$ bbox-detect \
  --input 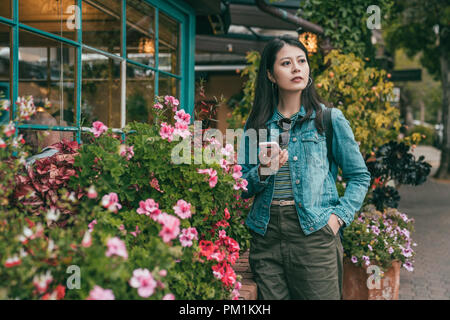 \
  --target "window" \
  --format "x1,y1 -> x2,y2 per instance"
0,0 -> 195,147
19,30 -> 76,126
0,23 -> 10,124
